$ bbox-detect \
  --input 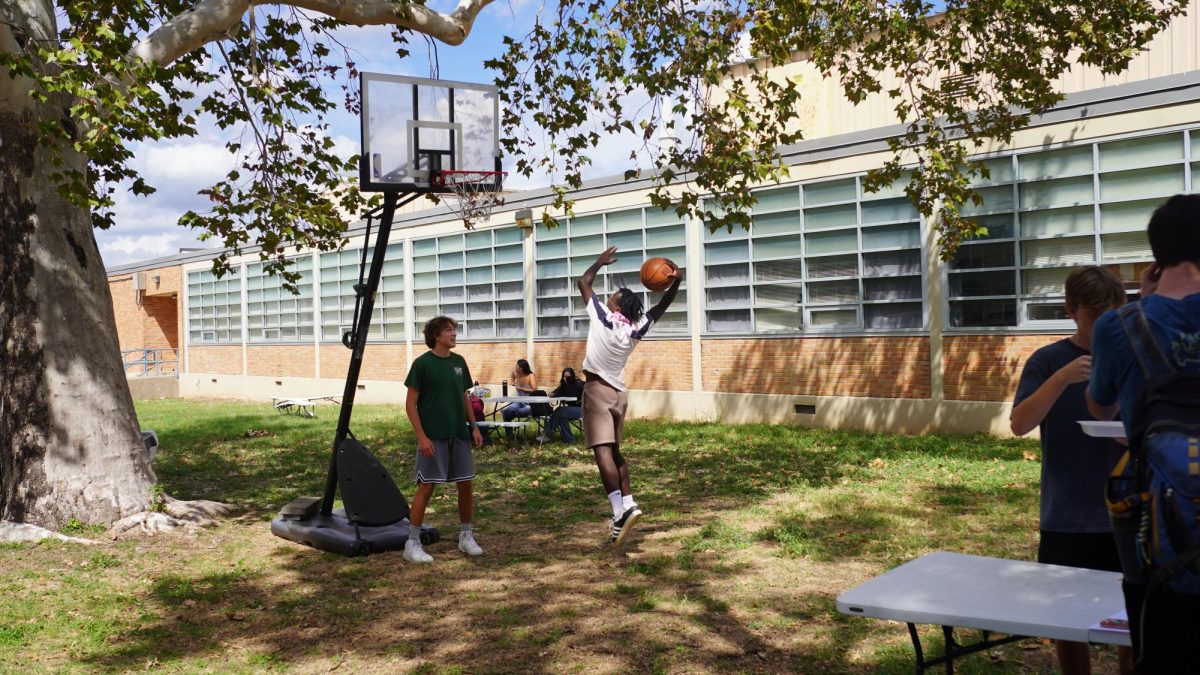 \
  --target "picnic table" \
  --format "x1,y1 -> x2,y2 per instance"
271,395 -> 341,418
836,551 -> 1129,673
477,395 -> 578,438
